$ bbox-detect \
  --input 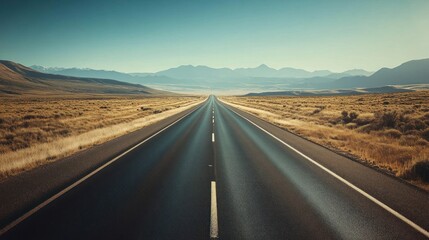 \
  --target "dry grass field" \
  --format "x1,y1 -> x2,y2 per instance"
0,95 -> 205,179
220,91 -> 429,190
